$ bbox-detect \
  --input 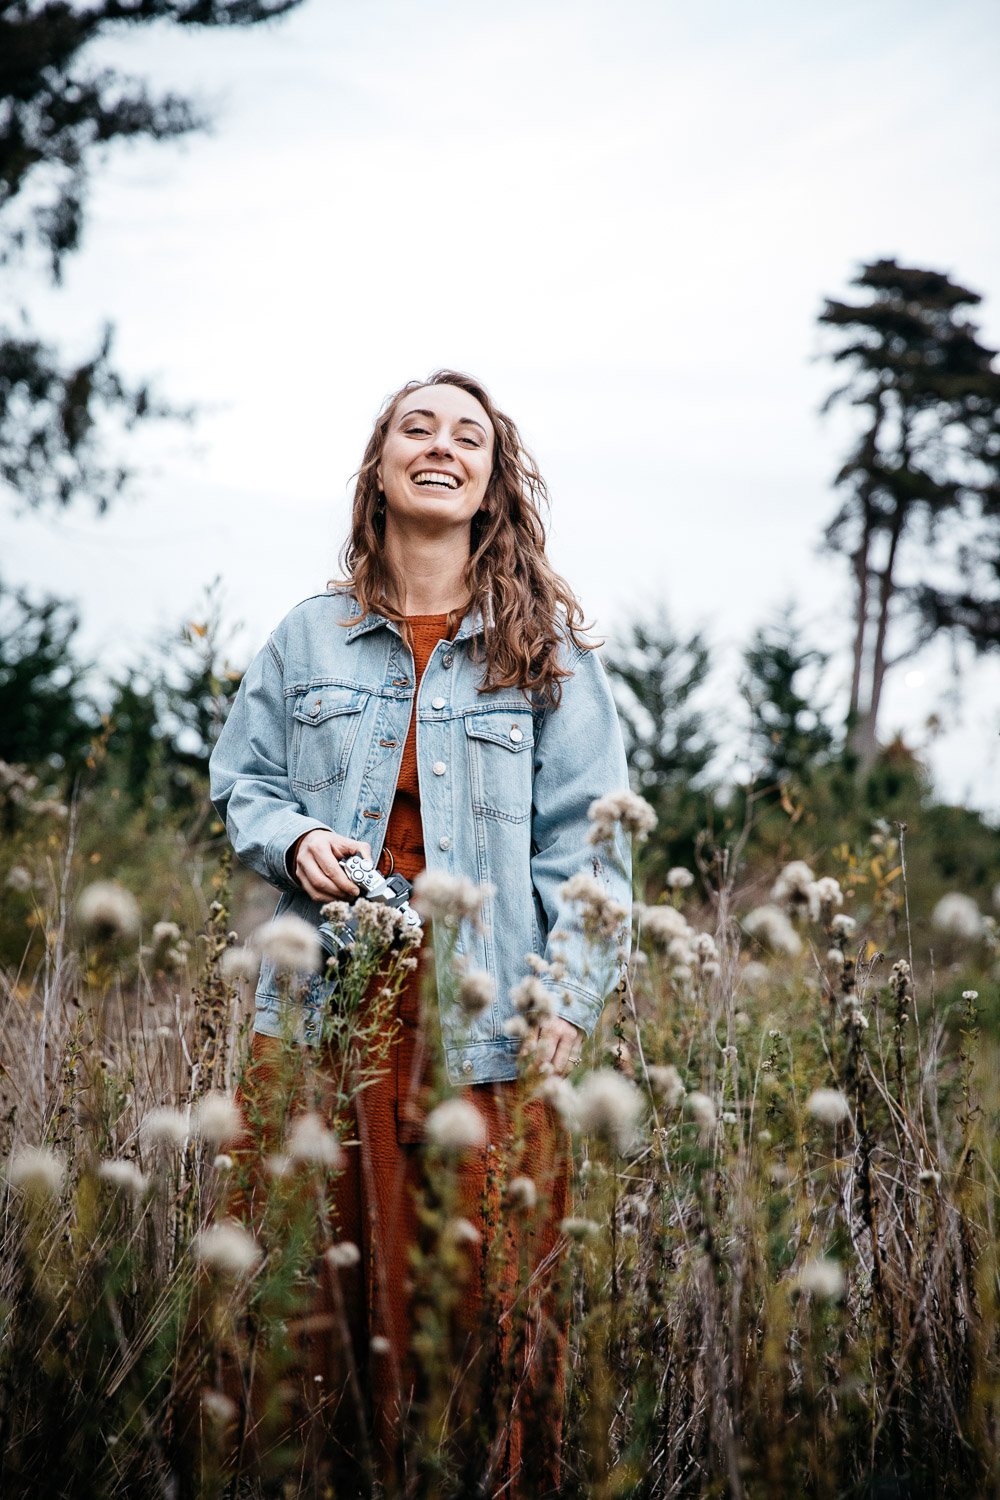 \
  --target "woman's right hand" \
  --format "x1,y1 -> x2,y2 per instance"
290,830 -> 373,902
